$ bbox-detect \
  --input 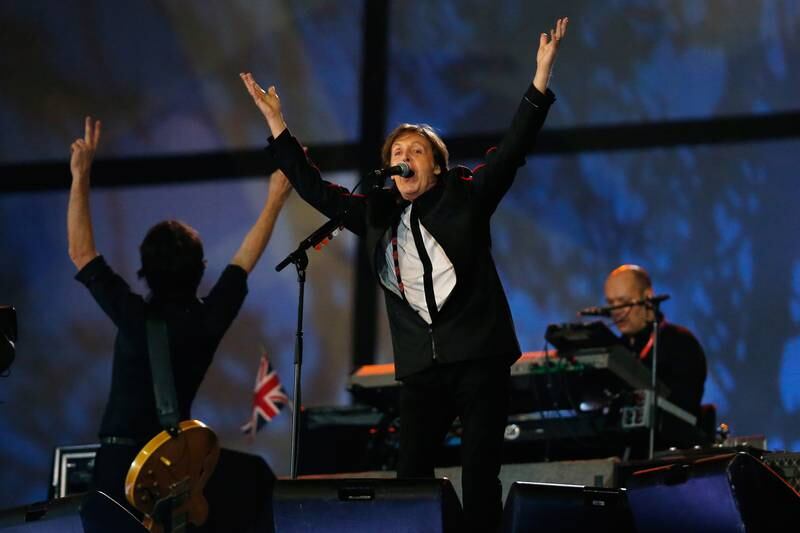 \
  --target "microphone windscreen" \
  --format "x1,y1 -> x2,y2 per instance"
397,162 -> 414,178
